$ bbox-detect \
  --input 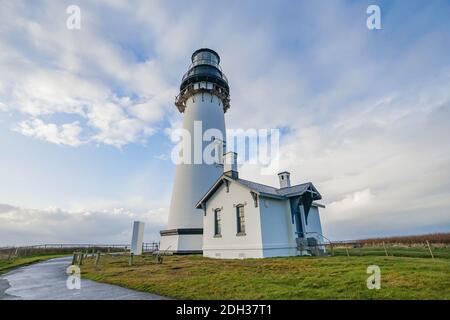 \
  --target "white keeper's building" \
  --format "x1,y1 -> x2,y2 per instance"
196,152 -> 326,259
